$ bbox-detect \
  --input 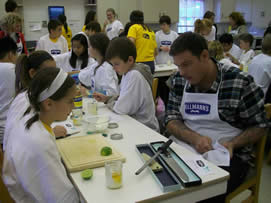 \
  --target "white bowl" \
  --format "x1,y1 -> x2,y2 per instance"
82,115 -> 109,134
